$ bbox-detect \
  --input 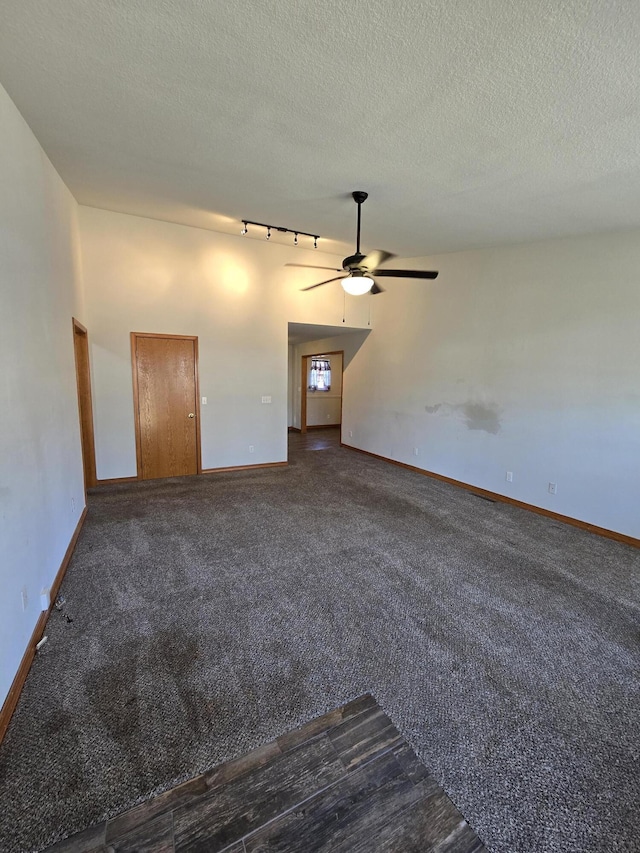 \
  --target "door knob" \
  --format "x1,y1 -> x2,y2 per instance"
188,413 -> 195,418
